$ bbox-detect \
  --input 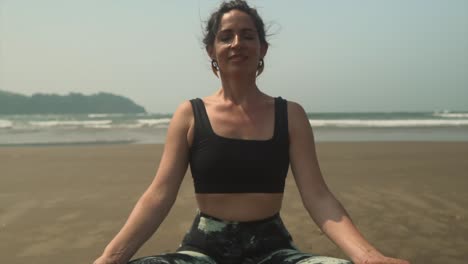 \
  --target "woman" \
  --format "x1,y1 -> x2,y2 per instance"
94,1 -> 410,263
